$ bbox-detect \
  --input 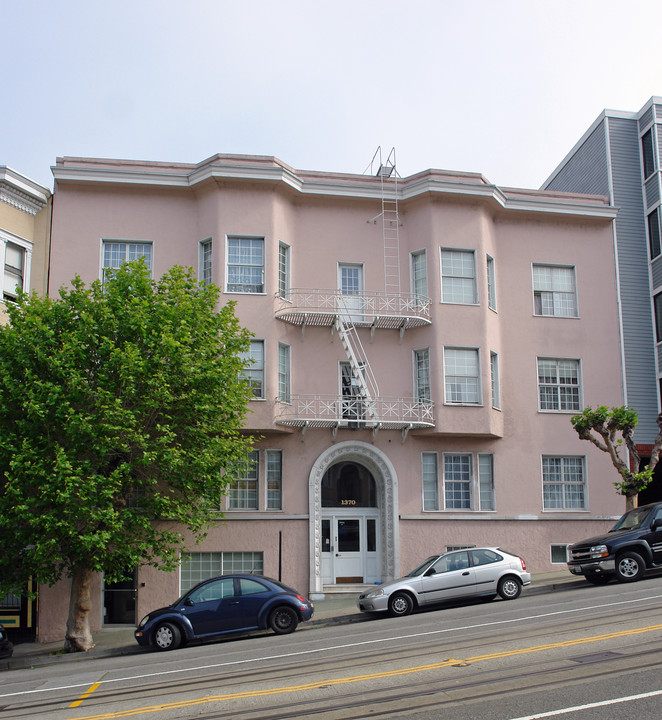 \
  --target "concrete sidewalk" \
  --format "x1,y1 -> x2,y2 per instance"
1,571 -> 582,671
